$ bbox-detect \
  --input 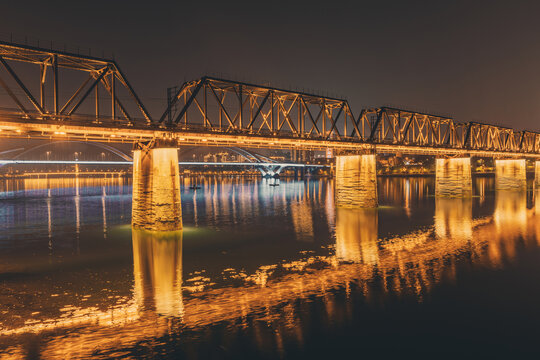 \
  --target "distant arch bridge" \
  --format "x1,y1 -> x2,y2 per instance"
0,141 -> 324,177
